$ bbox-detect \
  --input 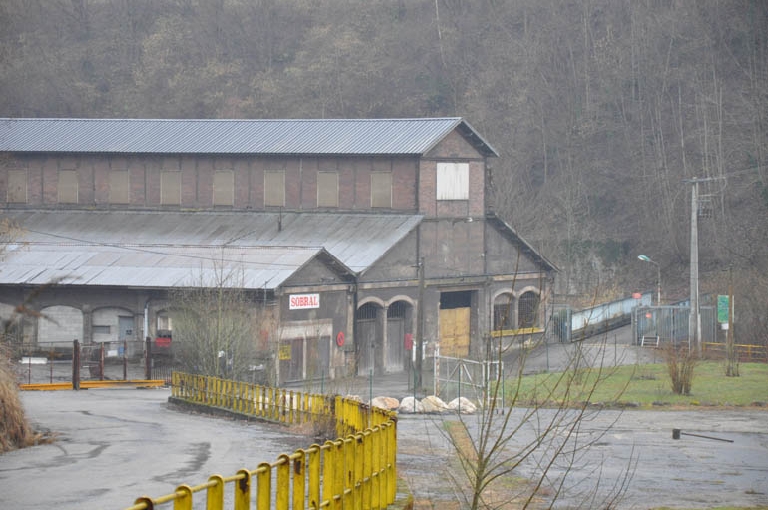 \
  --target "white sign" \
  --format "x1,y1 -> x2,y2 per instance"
289,293 -> 320,310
